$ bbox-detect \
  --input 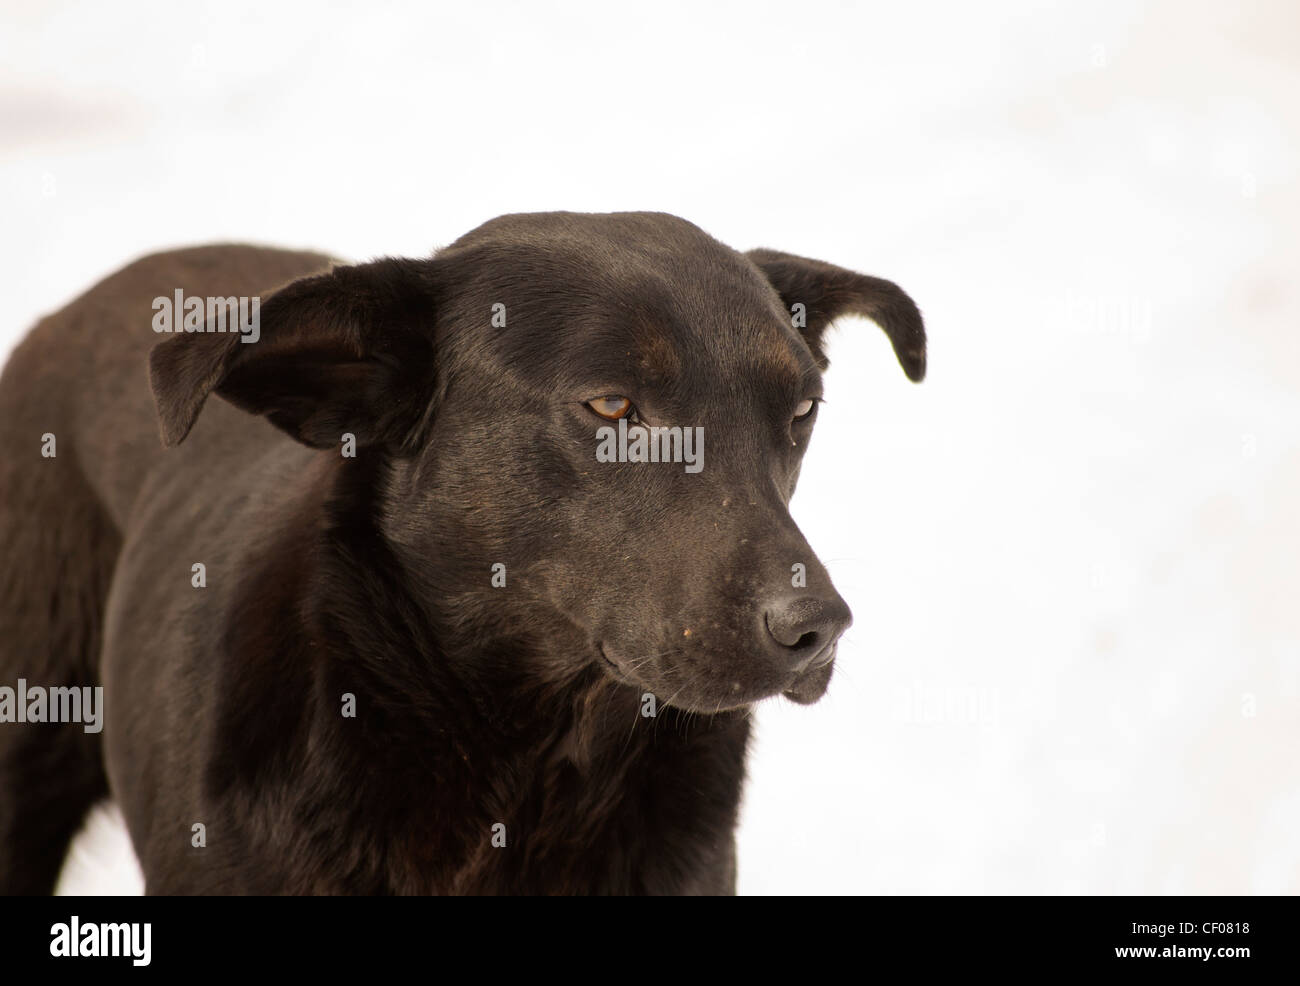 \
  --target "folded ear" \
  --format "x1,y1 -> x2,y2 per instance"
746,248 -> 926,381
148,258 -> 438,451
